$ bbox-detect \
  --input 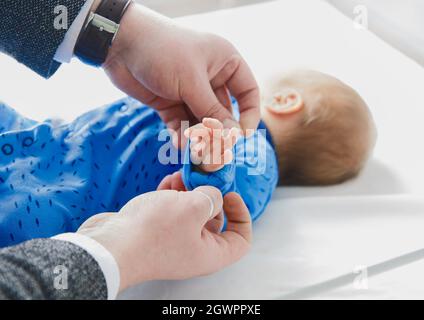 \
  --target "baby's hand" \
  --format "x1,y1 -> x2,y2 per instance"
185,118 -> 240,173
158,172 -> 187,191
